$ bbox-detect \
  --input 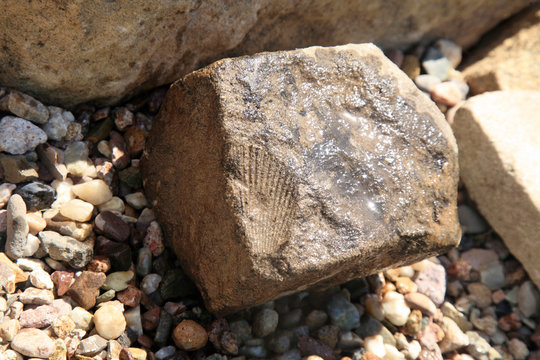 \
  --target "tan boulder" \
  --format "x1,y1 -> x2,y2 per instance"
462,4 -> 540,95
0,0 -> 532,108
452,91 -> 540,288
142,44 -> 461,315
